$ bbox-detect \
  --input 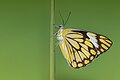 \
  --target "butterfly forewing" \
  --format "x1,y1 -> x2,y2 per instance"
58,29 -> 112,69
